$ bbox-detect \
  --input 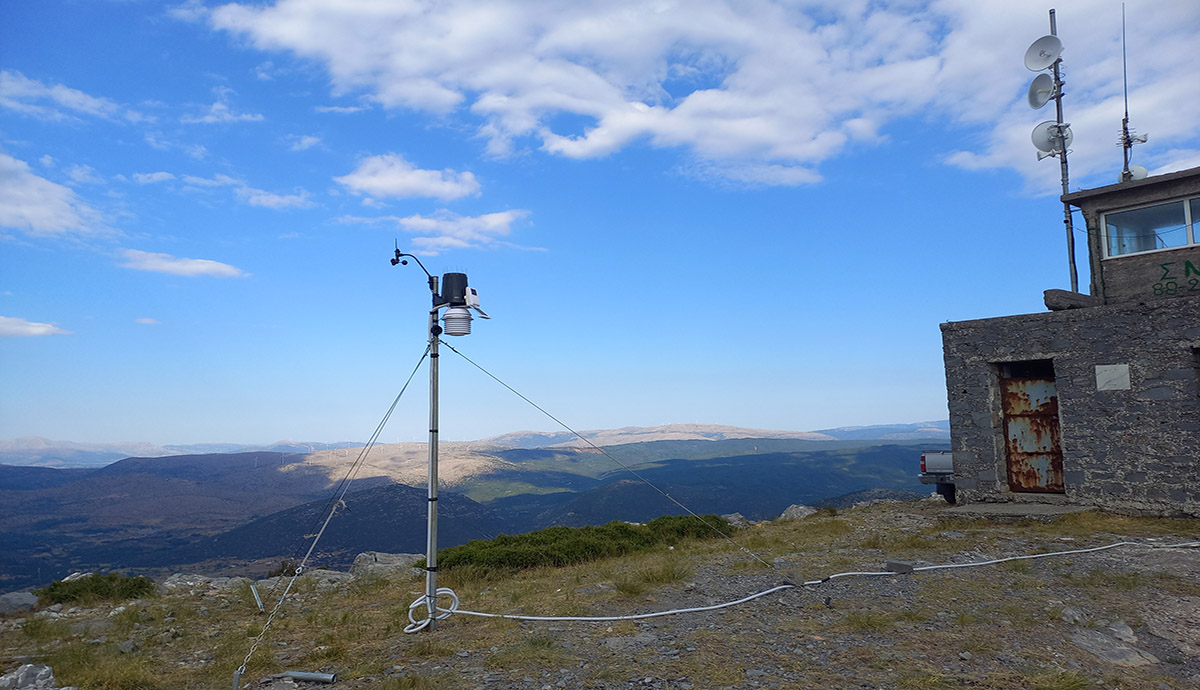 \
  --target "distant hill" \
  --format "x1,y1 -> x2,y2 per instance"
0,437 -> 181,468
28,444 -> 934,581
127,482 -> 509,570
487,443 -> 934,530
0,452 -> 391,591
482,423 -> 834,448
0,437 -> 365,468
0,421 -> 950,591
0,422 -> 947,467
815,420 -> 949,441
